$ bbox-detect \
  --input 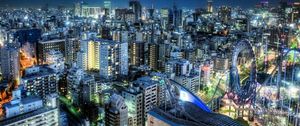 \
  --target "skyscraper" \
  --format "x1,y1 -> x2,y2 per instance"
129,0 -> 142,22
207,0 -> 213,13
